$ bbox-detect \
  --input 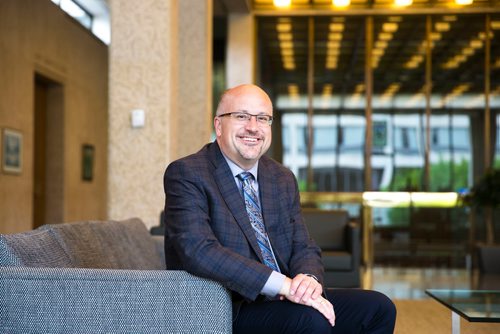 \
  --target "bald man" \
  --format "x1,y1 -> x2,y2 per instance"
164,84 -> 396,333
